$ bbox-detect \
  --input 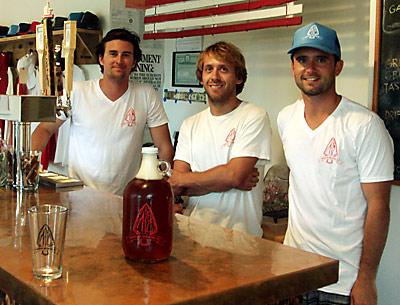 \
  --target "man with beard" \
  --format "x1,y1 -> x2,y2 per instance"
32,29 -> 174,195
278,22 -> 394,305
169,41 -> 272,237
